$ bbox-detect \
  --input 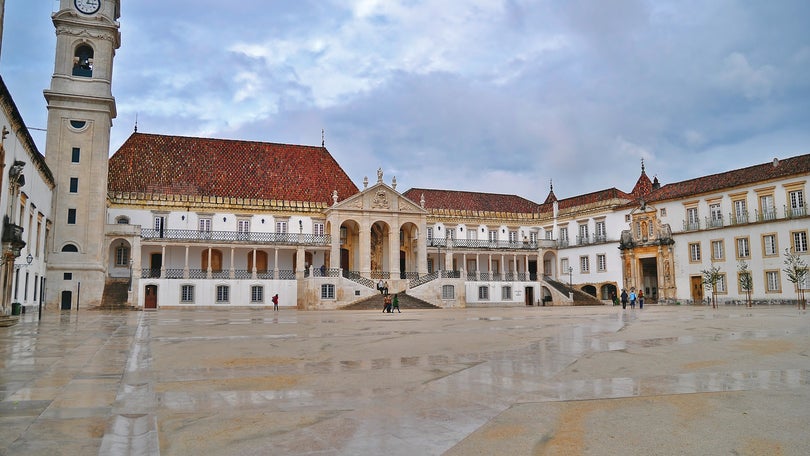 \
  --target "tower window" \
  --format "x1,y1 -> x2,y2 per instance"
62,244 -> 79,252
70,120 -> 86,129
67,209 -> 77,224
69,177 -> 79,193
72,147 -> 80,163
72,45 -> 94,77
